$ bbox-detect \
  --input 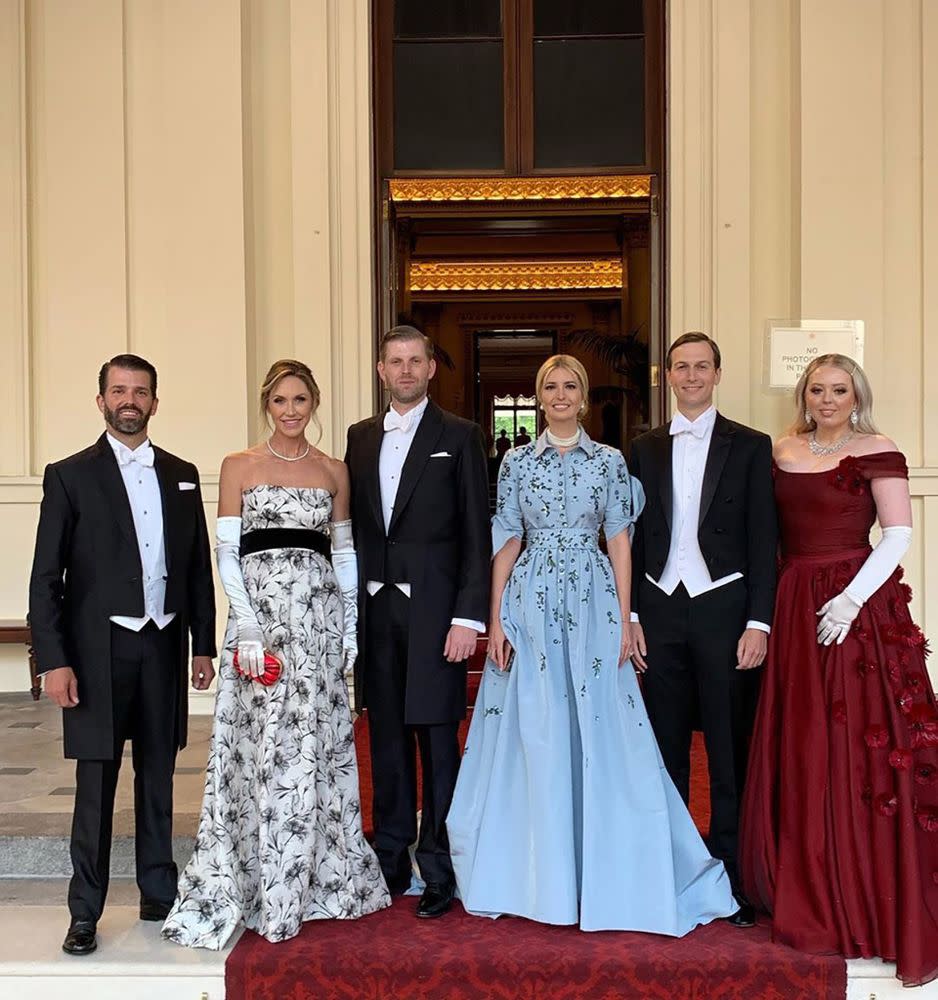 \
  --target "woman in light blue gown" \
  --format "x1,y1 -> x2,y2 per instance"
447,355 -> 735,934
